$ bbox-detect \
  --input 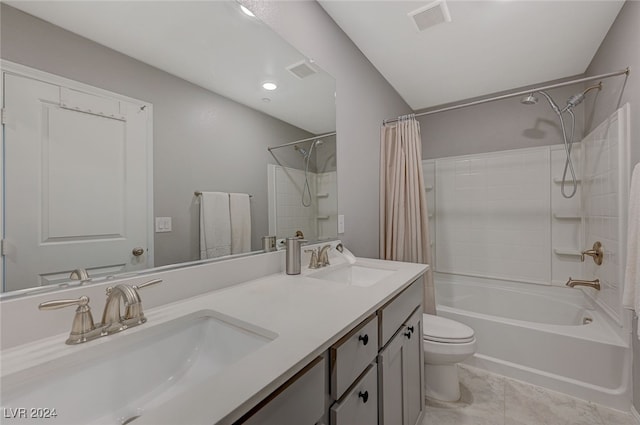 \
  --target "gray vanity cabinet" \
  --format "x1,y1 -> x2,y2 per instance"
240,356 -> 326,425
377,280 -> 424,425
237,277 -> 425,425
